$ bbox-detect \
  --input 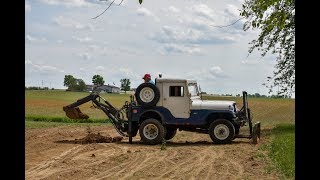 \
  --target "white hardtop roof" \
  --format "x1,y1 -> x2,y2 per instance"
155,78 -> 187,83
155,78 -> 198,84
187,80 -> 197,84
